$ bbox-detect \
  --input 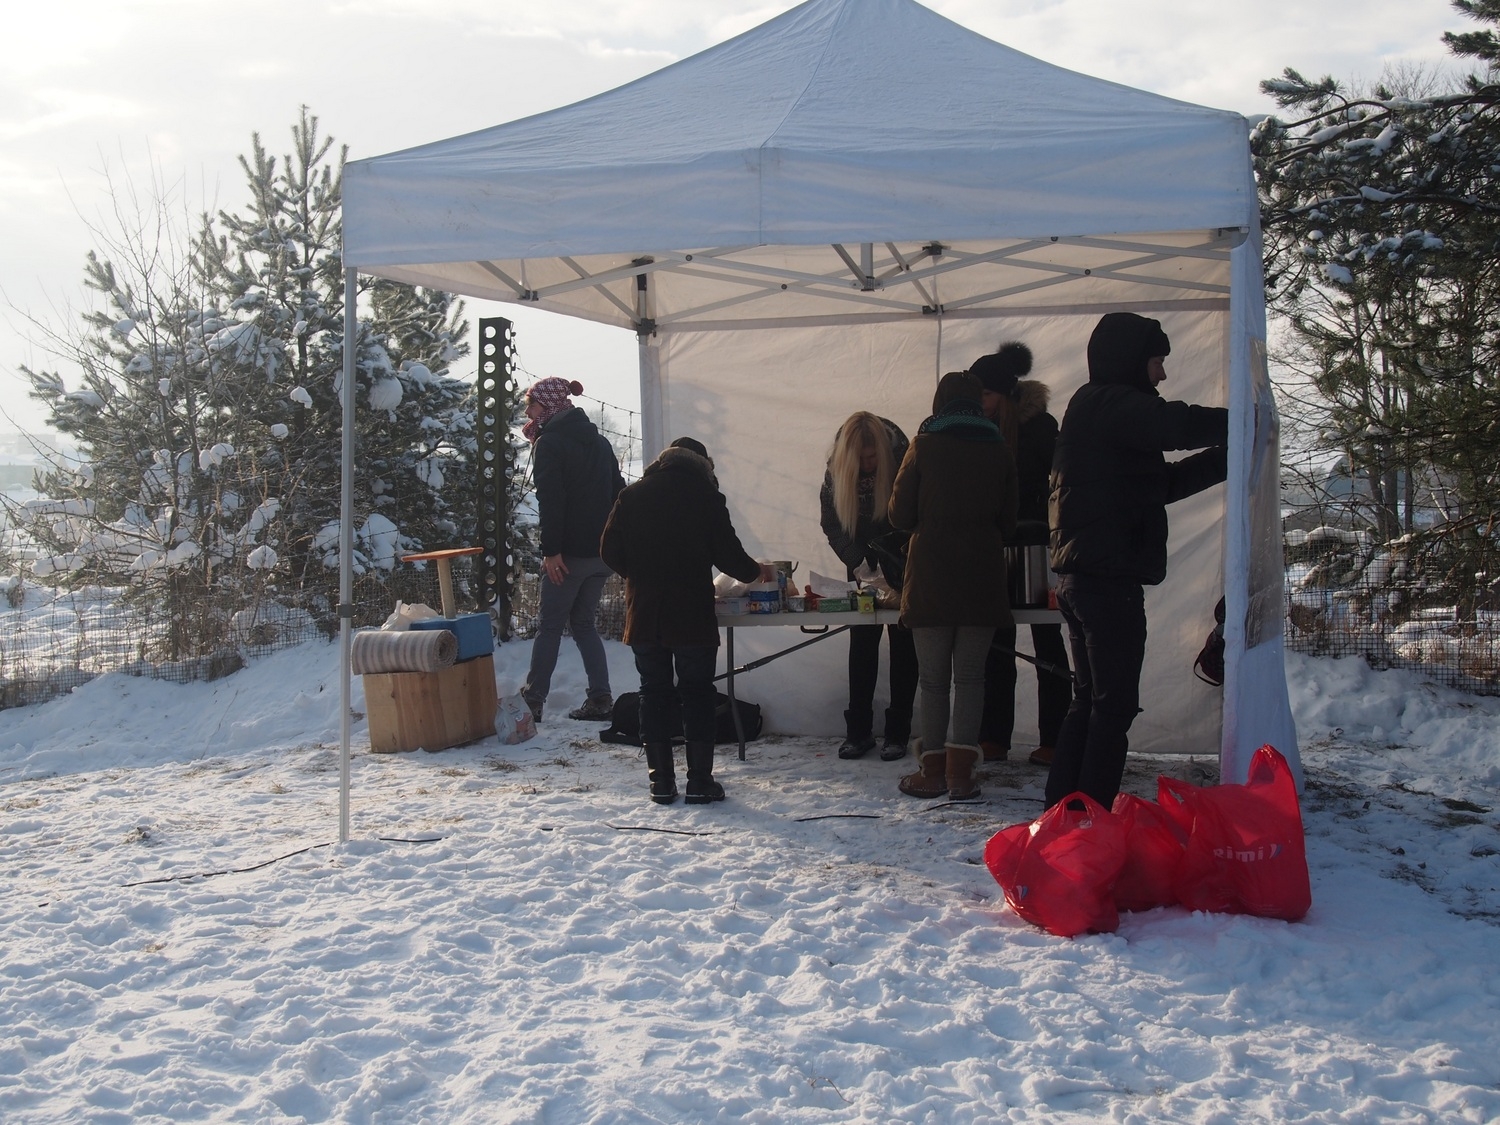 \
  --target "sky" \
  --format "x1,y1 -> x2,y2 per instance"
0,0 -> 1471,439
